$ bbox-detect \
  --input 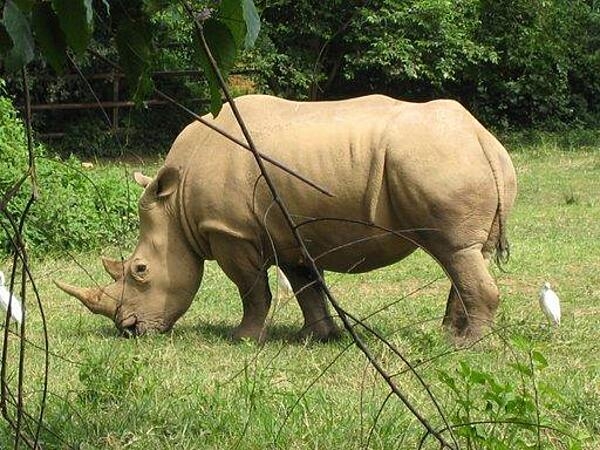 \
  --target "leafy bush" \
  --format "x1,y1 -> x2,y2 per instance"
251,0 -> 600,129
0,82 -> 140,257
54,105 -> 187,158
436,346 -> 585,449
471,0 -> 600,128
